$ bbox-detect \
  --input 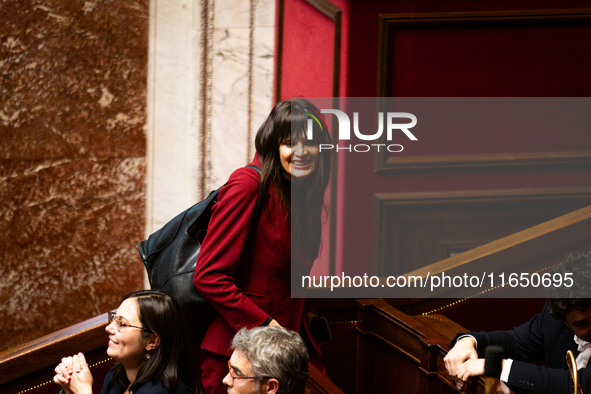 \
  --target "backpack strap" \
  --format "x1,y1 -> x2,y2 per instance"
245,164 -> 261,177
245,164 -> 262,220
